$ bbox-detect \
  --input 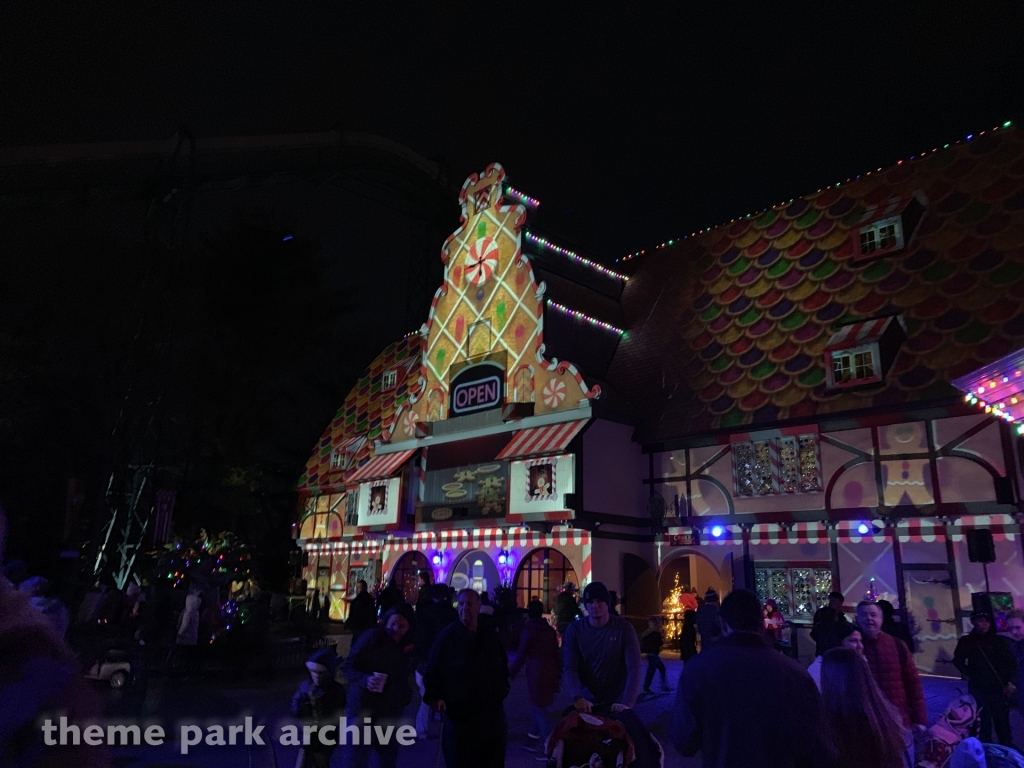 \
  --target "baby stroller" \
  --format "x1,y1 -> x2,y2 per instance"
546,708 -> 664,768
